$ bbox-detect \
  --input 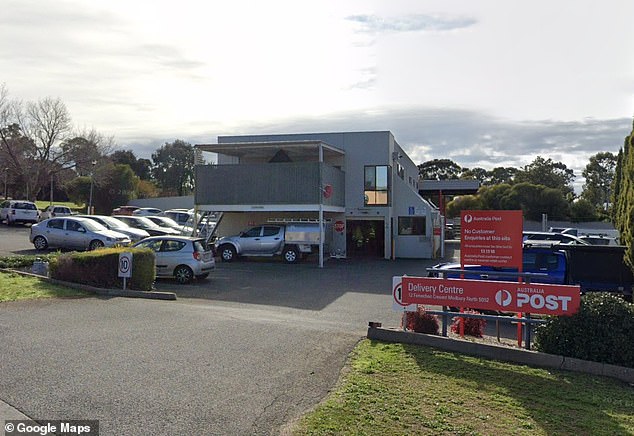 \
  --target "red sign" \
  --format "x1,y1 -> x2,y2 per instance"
401,276 -> 580,316
461,210 -> 523,269
334,220 -> 345,233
